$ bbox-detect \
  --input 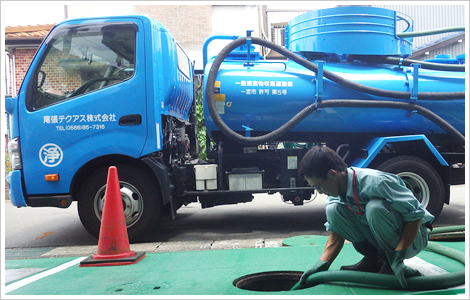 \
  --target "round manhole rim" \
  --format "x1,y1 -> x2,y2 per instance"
233,271 -> 303,292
